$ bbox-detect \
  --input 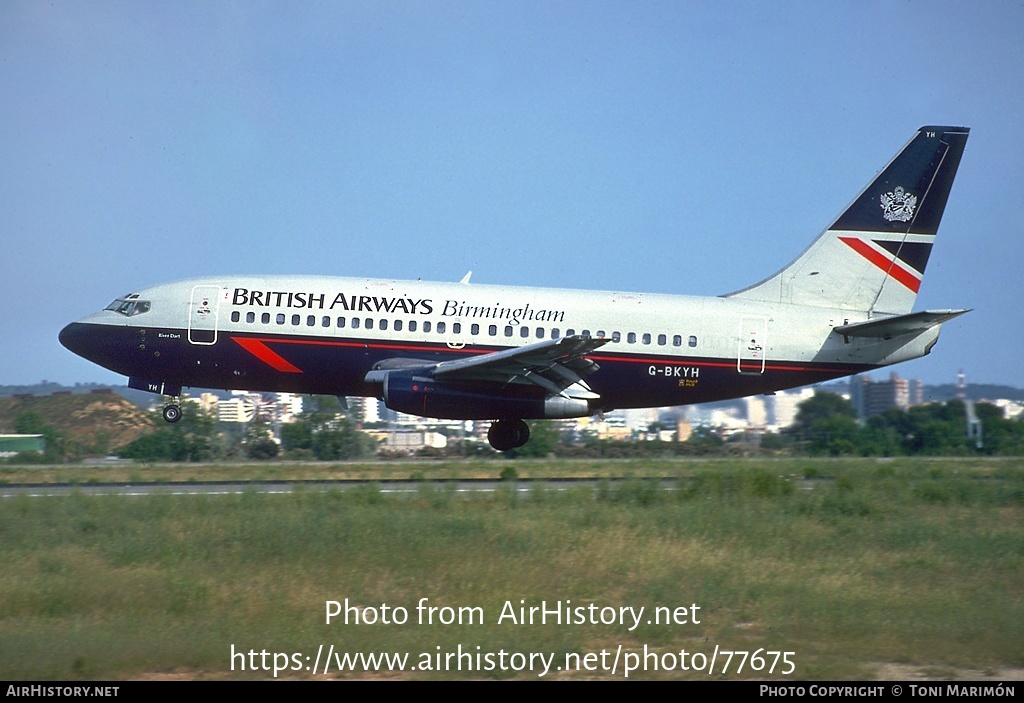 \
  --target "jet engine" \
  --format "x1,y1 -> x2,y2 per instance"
370,368 -> 593,421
